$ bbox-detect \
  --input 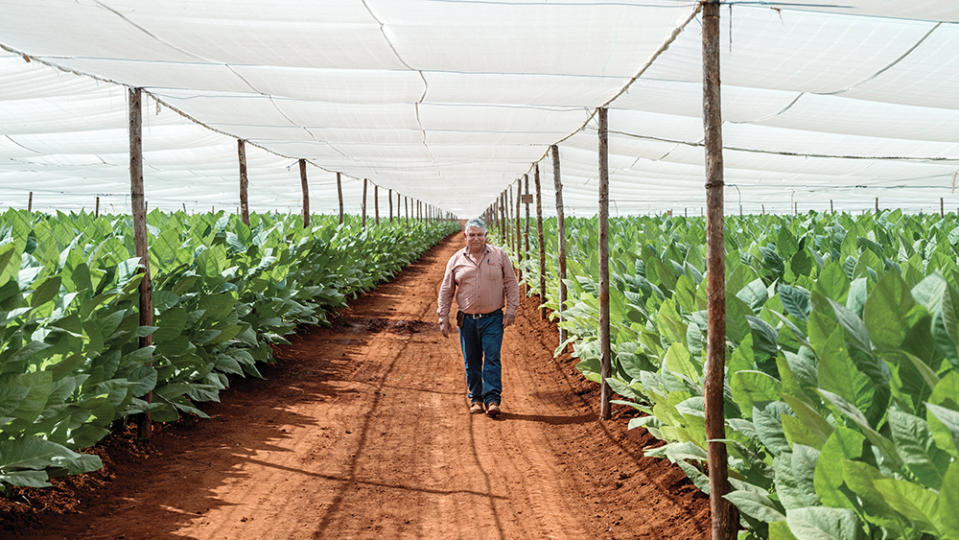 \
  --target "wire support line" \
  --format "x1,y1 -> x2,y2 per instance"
361,0 -> 434,161
4,135 -> 43,154
512,3 -> 703,198
607,129 -> 959,163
